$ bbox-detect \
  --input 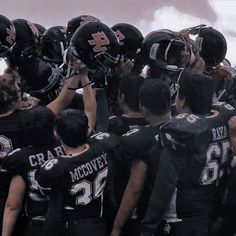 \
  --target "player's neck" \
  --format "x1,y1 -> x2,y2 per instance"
122,106 -> 143,118
0,109 -> 15,117
149,112 -> 171,125
122,112 -> 143,118
64,143 -> 89,157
